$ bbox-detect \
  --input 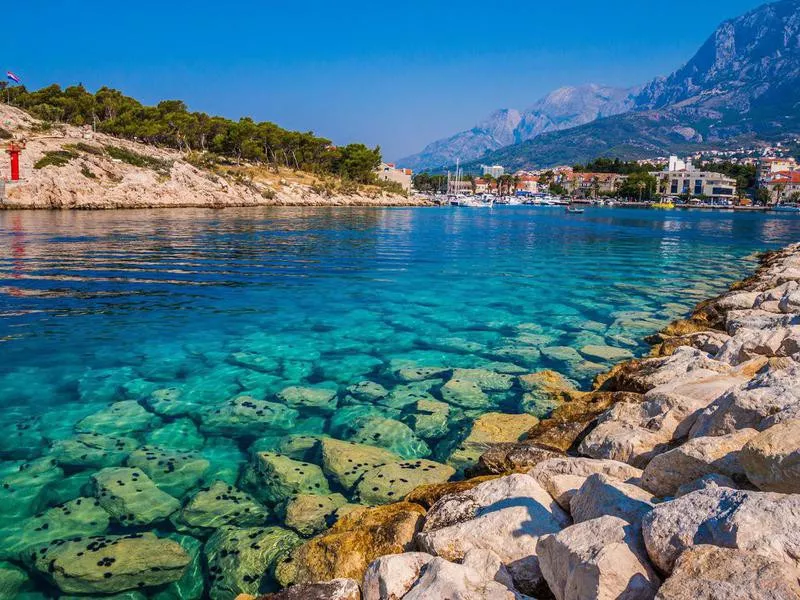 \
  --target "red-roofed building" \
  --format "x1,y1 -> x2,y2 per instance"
765,170 -> 800,203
